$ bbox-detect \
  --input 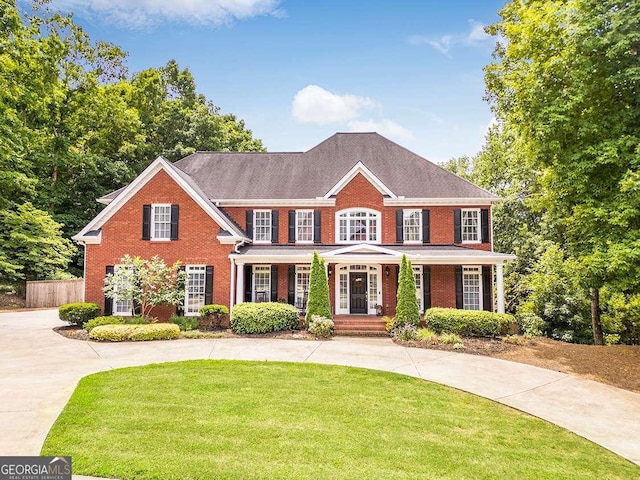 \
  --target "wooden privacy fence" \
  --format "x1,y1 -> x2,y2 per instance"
26,279 -> 83,308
